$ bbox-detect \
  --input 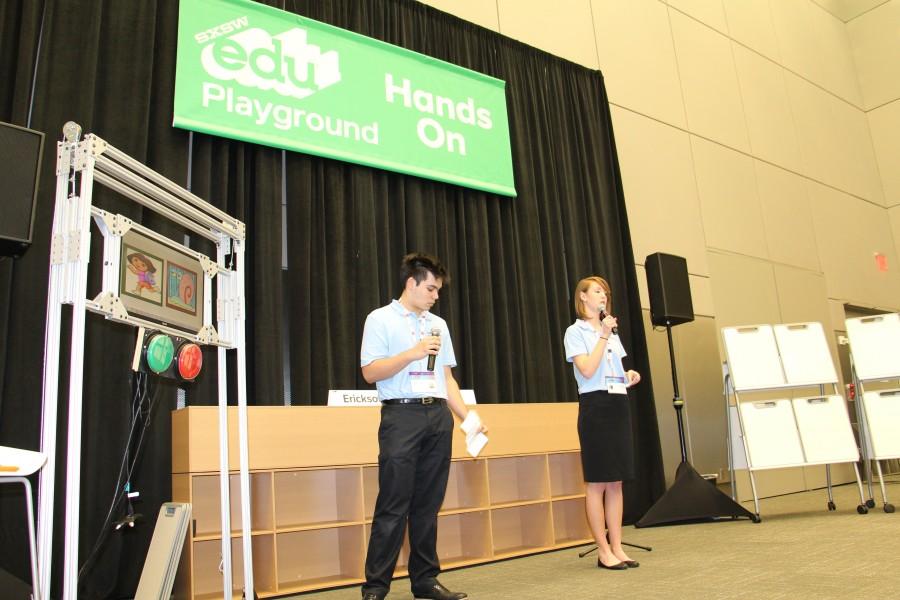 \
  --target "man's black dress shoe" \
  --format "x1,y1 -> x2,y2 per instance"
623,560 -> 640,568
362,593 -> 384,600
597,559 -> 628,570
412,580 -> 468,600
